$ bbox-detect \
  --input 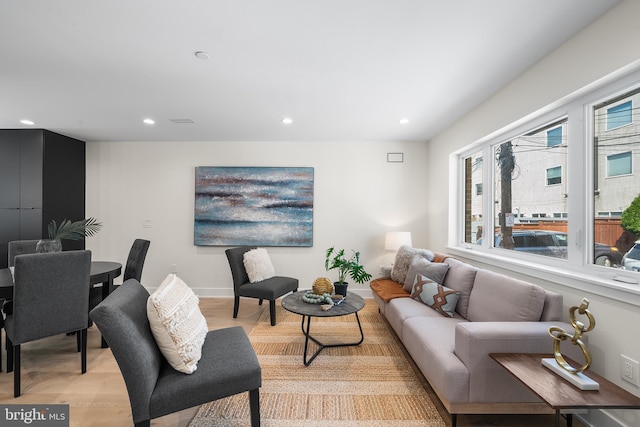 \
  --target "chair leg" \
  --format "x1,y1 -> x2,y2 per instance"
233,296 -> 240,318
13,344 -> 20,397
81,329 -> 87,374
6,336 -> 13,373
258,299 -> 264,306
269,300 -> 276,326
134,420 -> 151,427
249,388 -> 260,427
